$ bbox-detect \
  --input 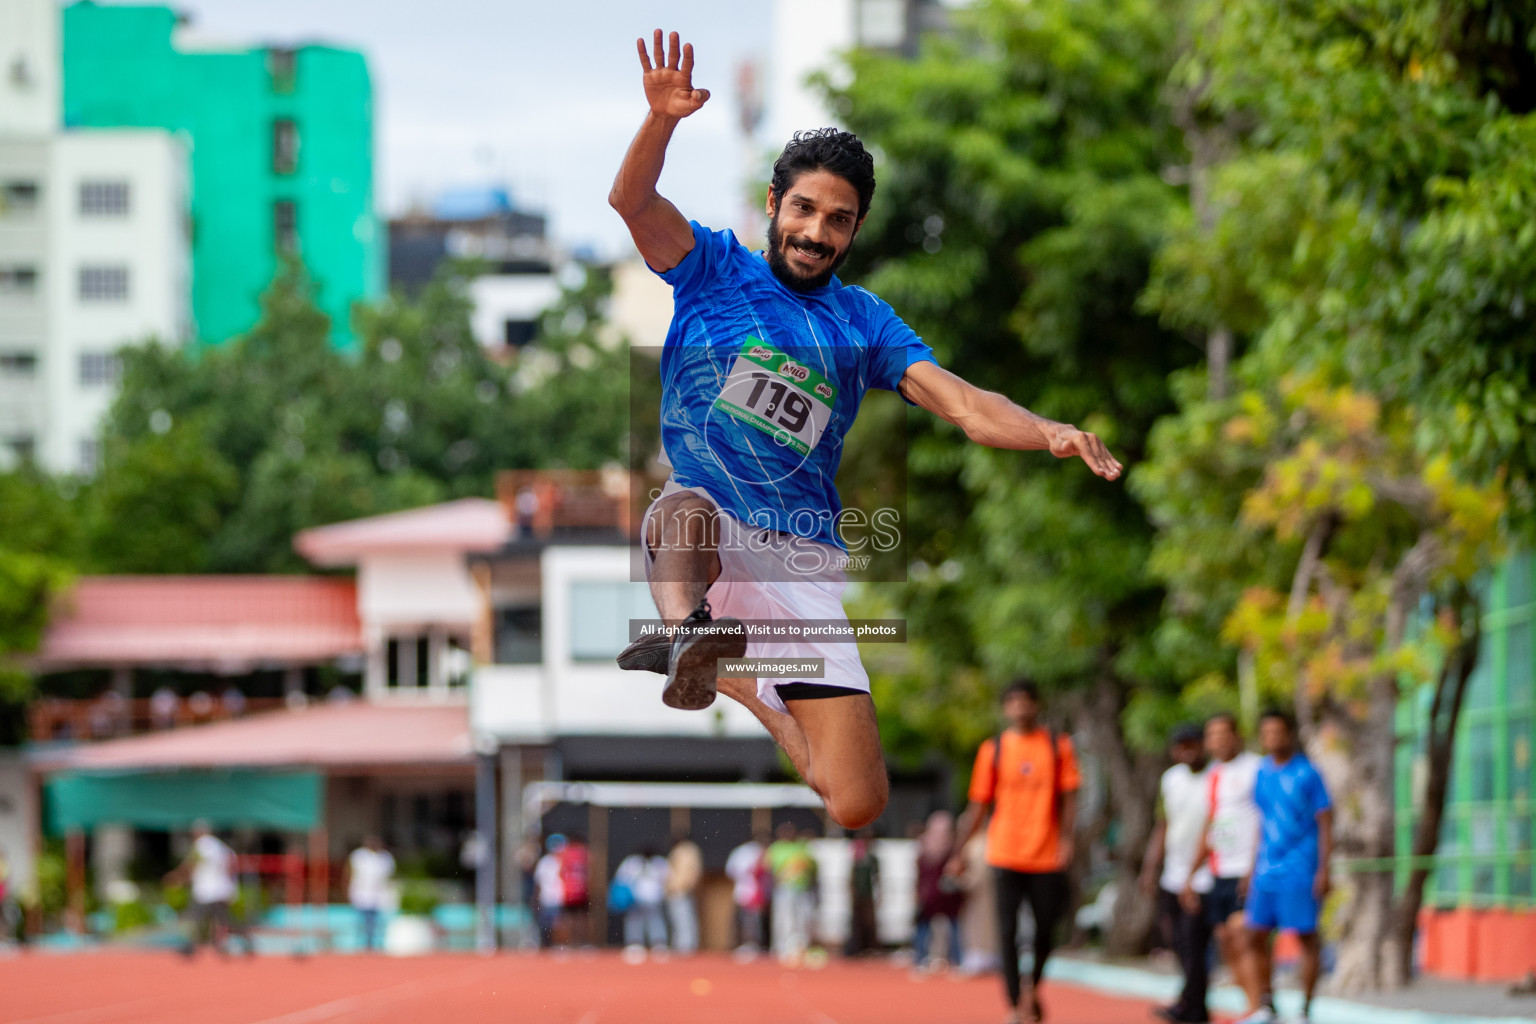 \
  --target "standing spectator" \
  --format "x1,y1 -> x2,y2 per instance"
845,829 -> 881,957
615,847 -> 669,956
1237,710 -> 1334,1024
765,822 -> 817,965
166,821 -> 253,957
726,832 -> 770,956
1183,713 -> 1263,1016
951,680 -> 1079,1024
343,835 -> 395,952
149,686 -> 179,729
666,833 -> 703,955
559,832 -> 592,947
534,835 -> 566,947
1142,725 -> 1214,1023
914,810 -> 965,970
219,686 -> 247,718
